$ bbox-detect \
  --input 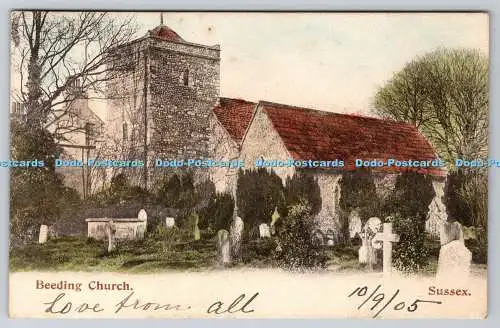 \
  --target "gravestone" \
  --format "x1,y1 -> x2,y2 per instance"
217,229 -> 231,264
373,222 -> 400,277
165,217 -> 175,229
38,225 -> 48,244
425,180 -> 448,236
437,222 -> 471,283
138,209 -> 147,222
230,216 -> 244,261
105,221 -> 117,253
259,223 -> 271,238
358,217 -> 382,266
